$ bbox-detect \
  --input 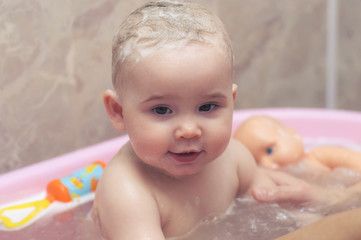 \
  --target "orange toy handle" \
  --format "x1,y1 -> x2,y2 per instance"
46,161 -> 106,202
